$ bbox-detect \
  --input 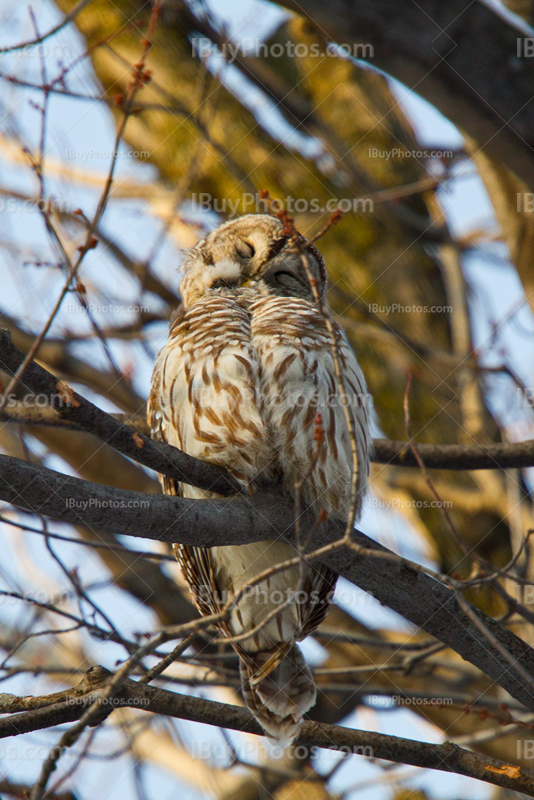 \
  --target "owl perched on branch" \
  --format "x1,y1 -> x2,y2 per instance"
148,214 -> 370,744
